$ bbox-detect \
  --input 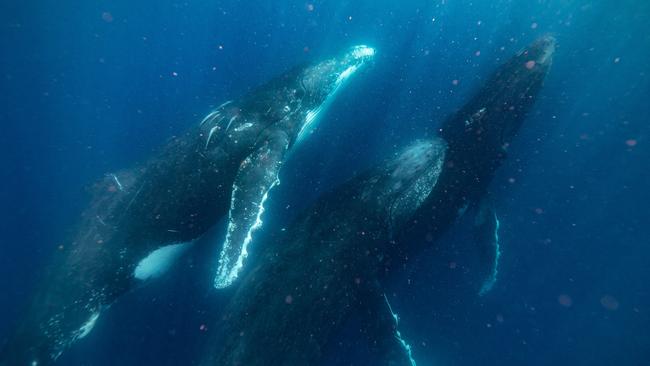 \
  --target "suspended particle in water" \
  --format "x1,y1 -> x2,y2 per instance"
625,139 -> 637,147
558,294 -> 573,307
600,295 -> 619,311
285,295 -> 293,304
101,12 -> 114,23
